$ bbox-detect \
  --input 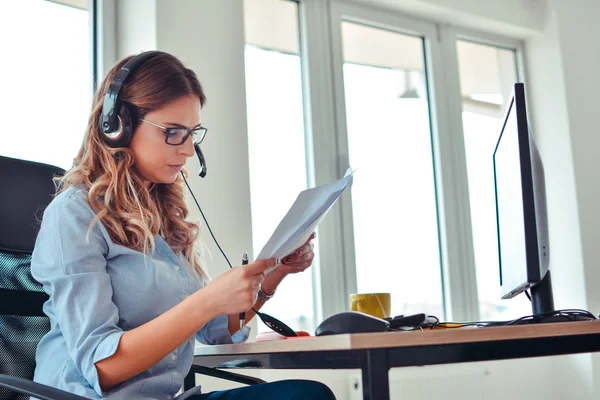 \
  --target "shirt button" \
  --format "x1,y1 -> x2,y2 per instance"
171,353 -> 177,361
174,265 -> 180,271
